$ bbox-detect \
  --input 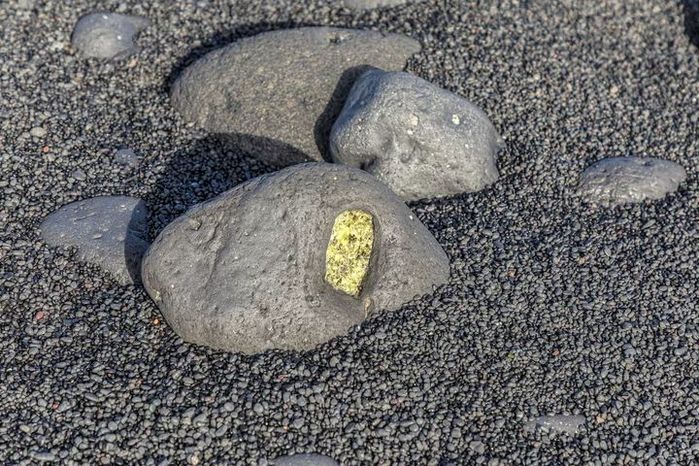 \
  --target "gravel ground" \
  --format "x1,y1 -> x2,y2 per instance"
1,0 -> 698,464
